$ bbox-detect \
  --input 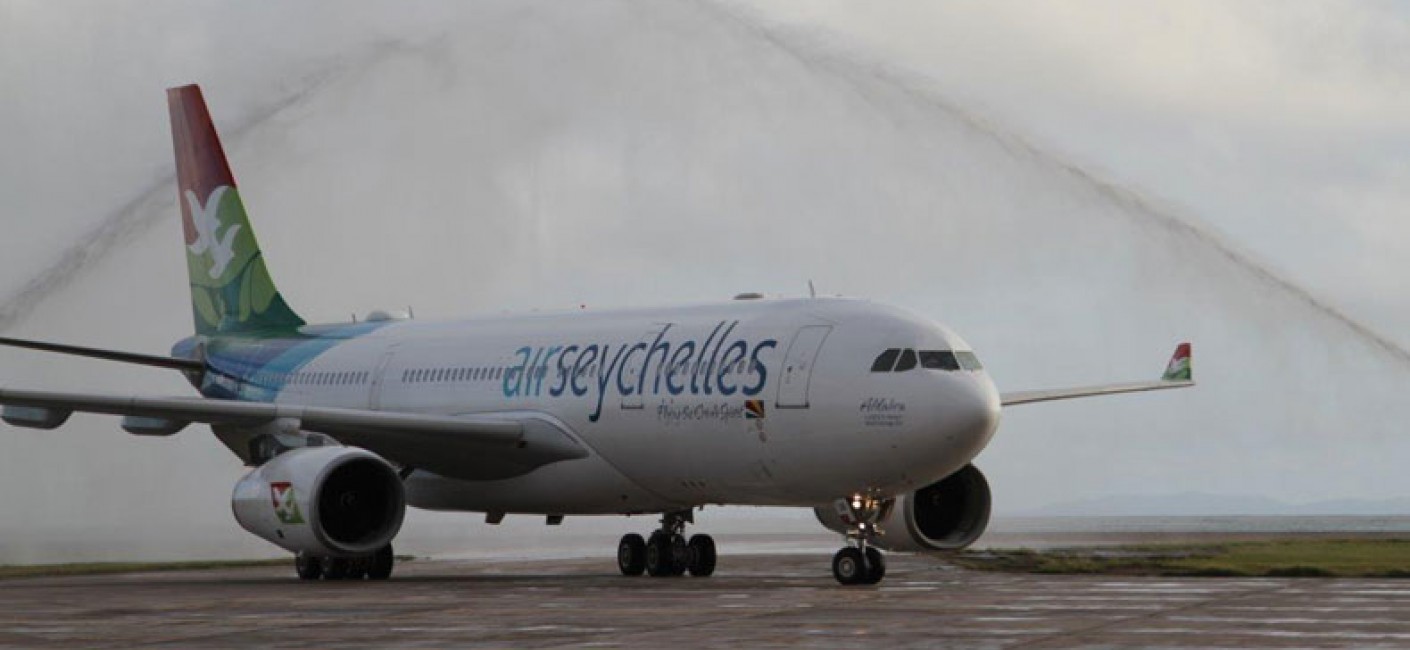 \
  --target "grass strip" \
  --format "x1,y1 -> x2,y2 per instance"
955,538 -> 1410,578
